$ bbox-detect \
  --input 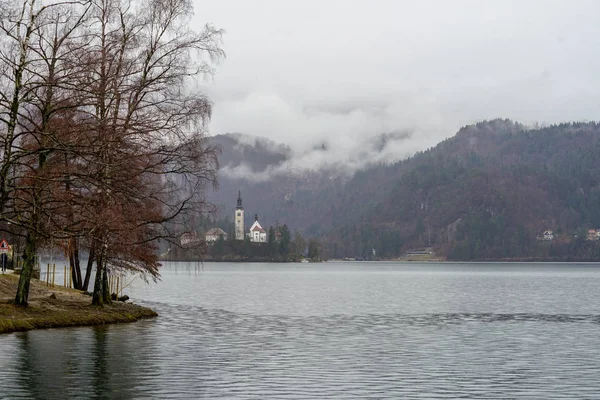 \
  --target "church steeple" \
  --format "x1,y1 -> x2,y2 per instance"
236,190 -> 243,210
234,190 -> 245,240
